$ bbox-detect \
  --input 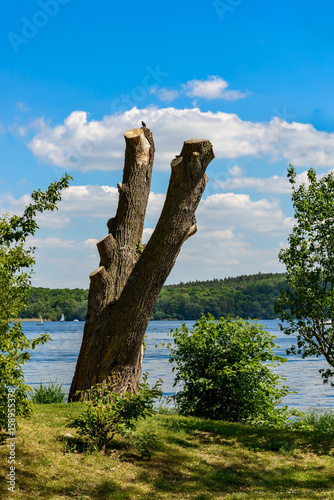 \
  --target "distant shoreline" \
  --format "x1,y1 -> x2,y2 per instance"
12,318 -> 52,322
